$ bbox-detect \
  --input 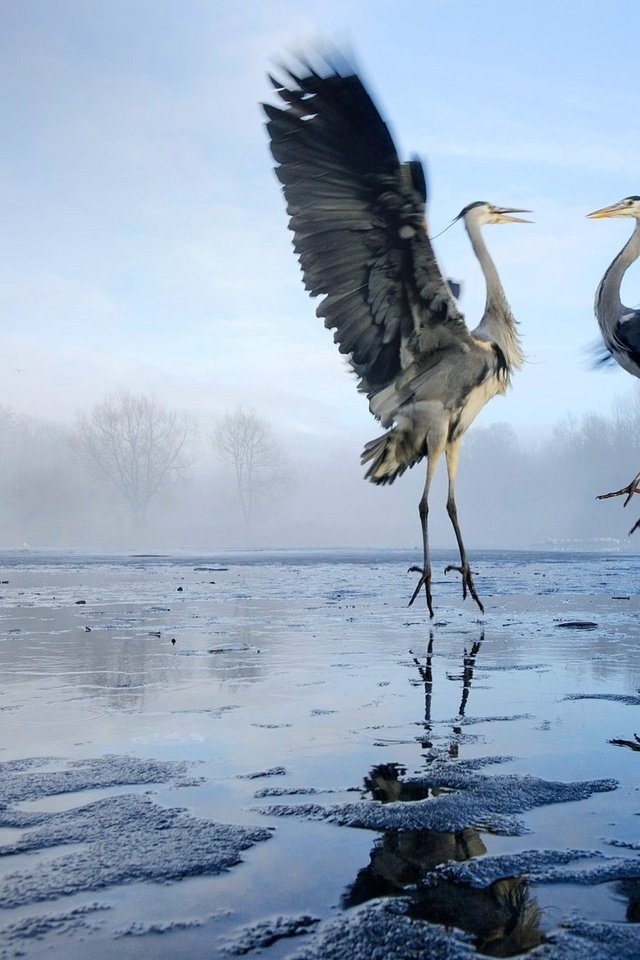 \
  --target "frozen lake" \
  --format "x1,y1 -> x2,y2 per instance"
1,548 -> 640,959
